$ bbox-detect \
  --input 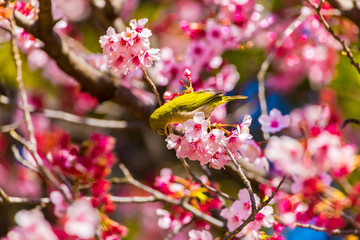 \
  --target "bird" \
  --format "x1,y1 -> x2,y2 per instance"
149,90 -> 247,135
